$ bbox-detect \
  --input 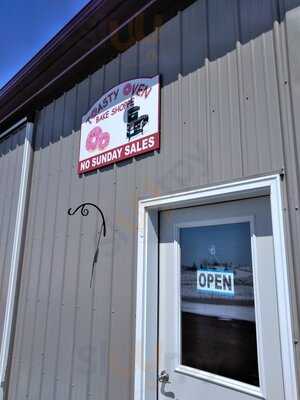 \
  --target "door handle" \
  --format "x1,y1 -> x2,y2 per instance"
158,370 -> 170,384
